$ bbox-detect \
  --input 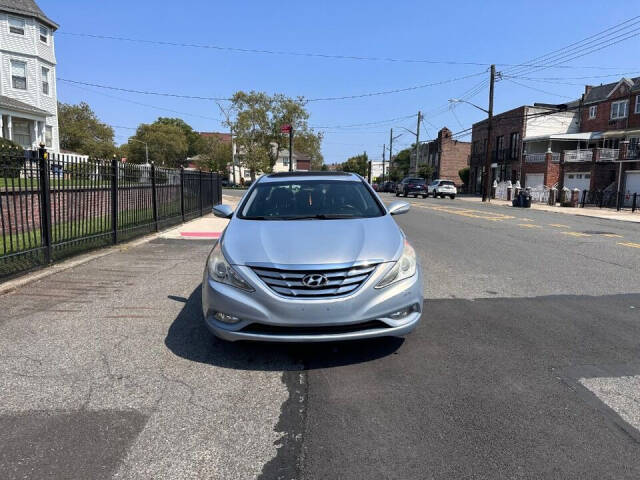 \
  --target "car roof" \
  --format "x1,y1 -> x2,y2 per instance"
260,171 -> 361,183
